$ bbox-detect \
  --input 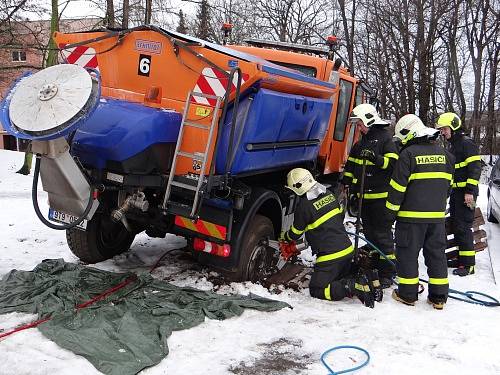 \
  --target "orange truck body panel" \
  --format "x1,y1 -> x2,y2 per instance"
53,29 -> 358,177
